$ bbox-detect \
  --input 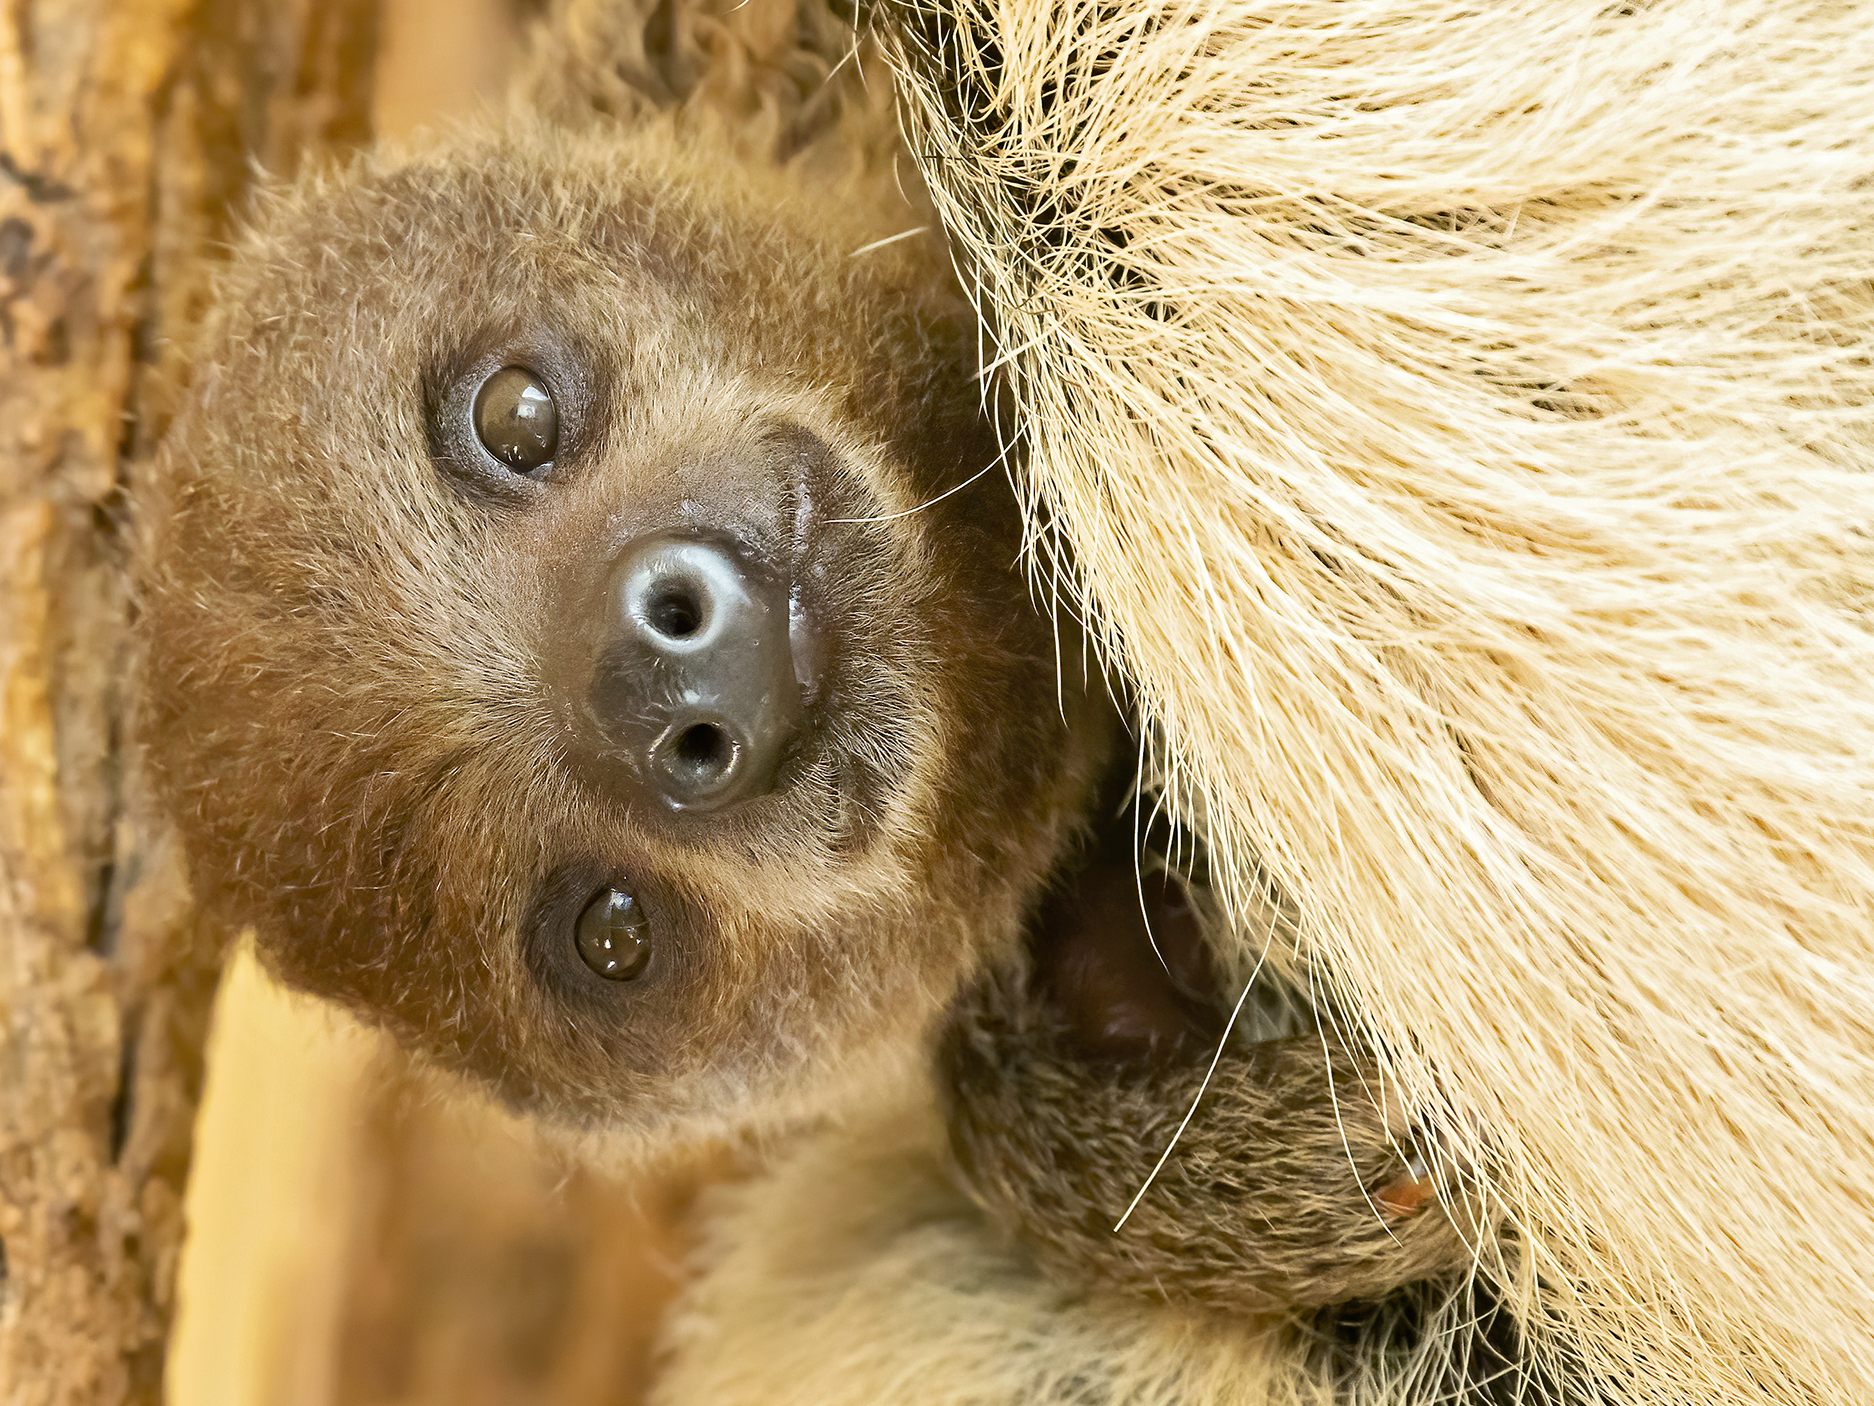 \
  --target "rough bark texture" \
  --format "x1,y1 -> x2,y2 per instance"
0,4 -> 378,1402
